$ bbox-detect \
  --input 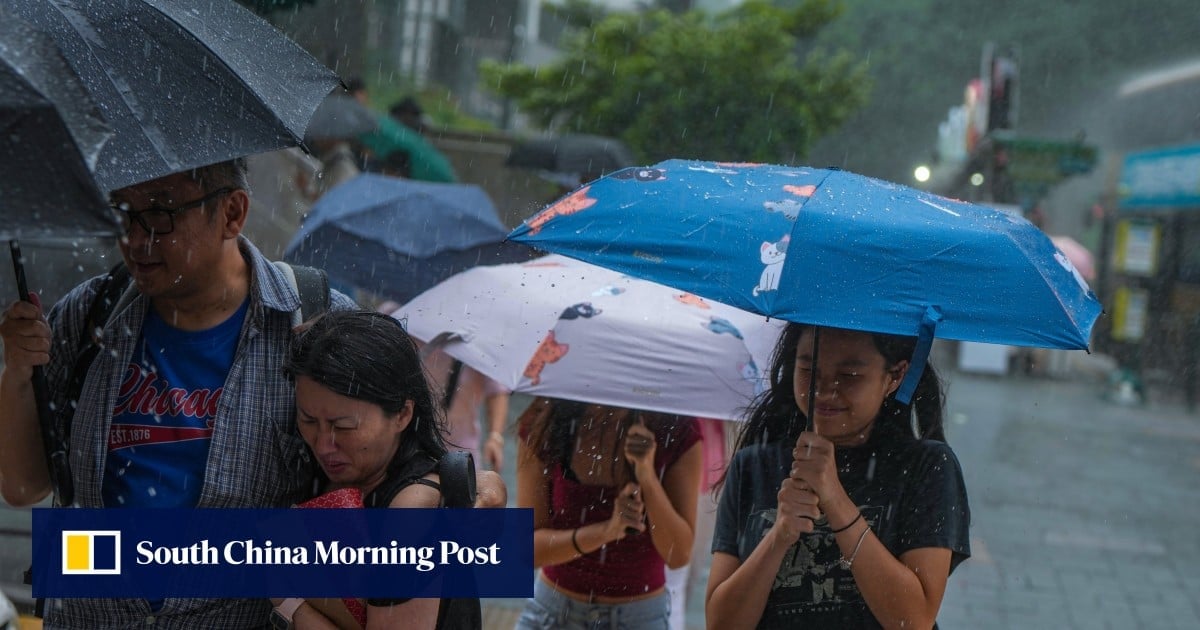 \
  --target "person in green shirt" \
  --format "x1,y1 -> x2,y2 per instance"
358,99 -> 457,183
